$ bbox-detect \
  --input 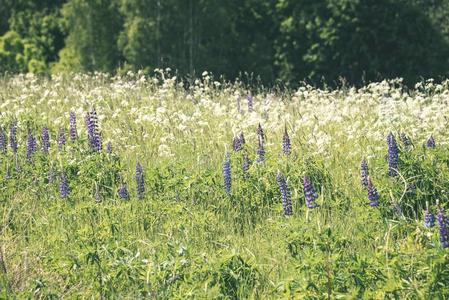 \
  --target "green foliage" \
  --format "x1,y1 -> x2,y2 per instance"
2,0 -> 449,85
55,0 -> 123,73
275,0 -> 449,85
